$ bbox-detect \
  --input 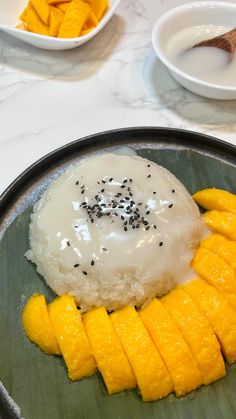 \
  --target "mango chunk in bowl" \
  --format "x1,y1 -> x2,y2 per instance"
0,0 -> 121,50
